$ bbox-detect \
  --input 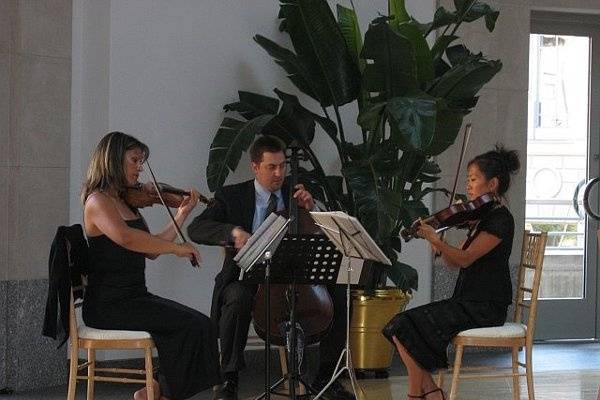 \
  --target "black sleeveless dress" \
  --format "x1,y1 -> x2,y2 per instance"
382,206 -> 514,372
82,218 -> 221,399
